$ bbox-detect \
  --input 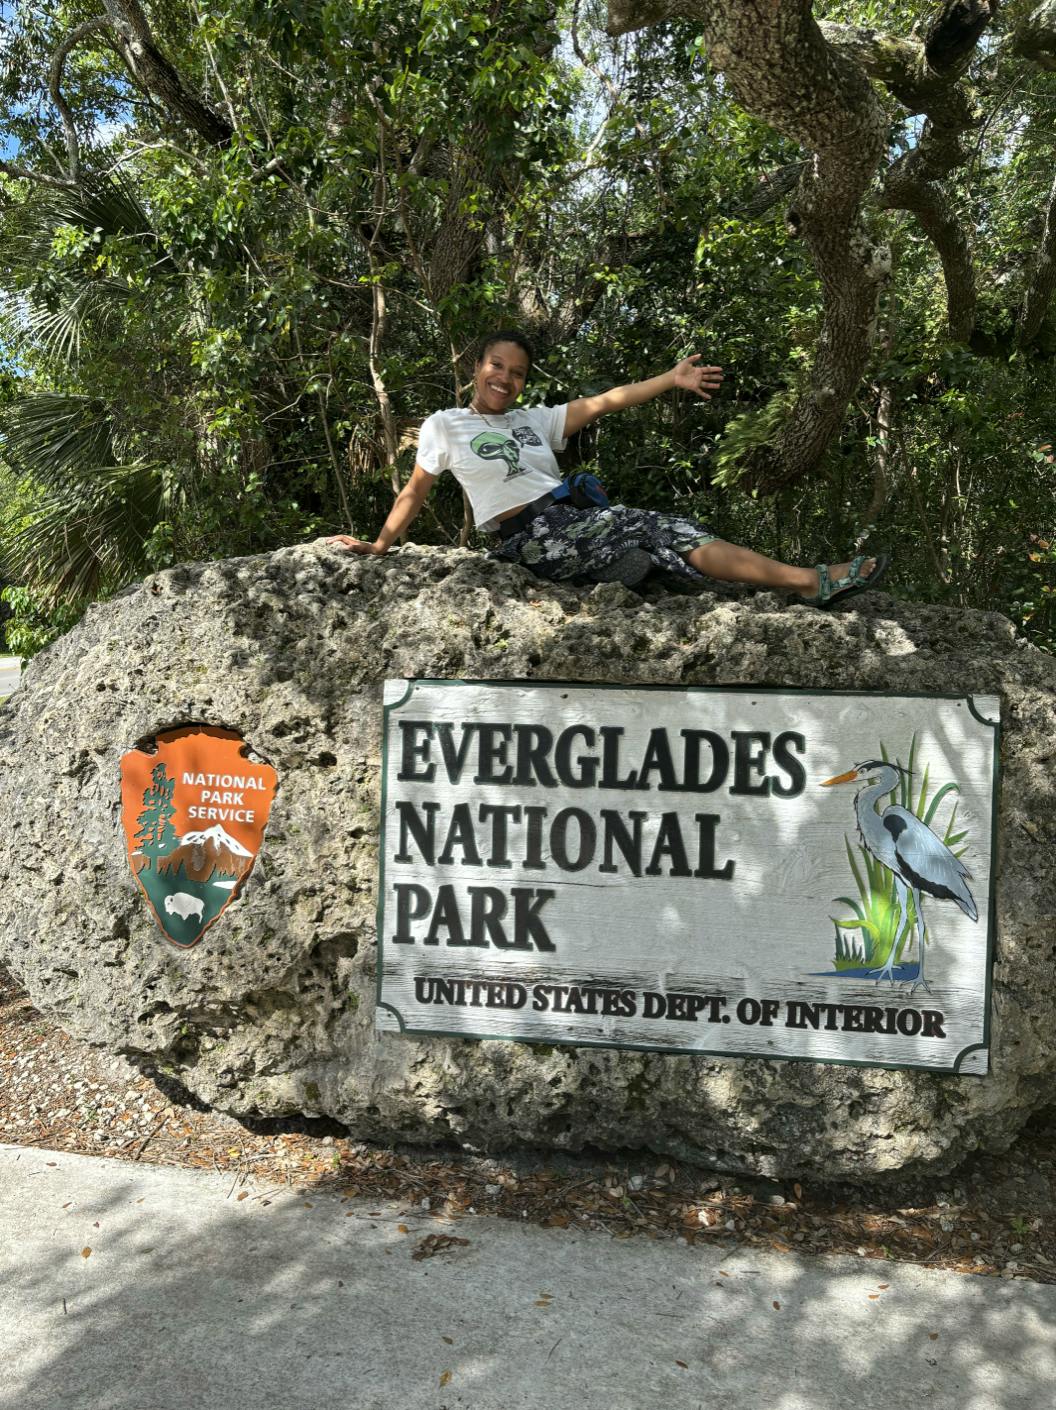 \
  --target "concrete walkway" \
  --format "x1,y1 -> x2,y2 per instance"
1,1144 -> 1054,1410
0,656 -> 20,696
